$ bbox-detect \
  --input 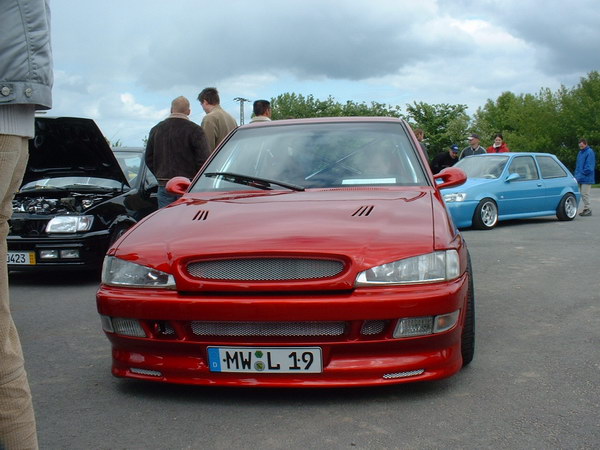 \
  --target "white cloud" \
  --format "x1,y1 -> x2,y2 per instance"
48,0 -> 599,145
119,94 -> 167,121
